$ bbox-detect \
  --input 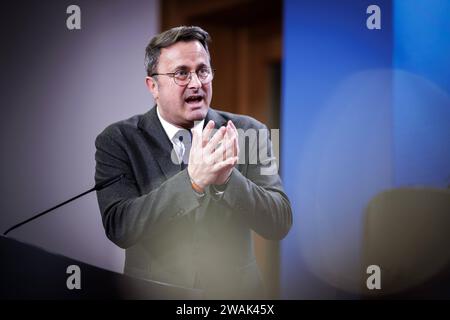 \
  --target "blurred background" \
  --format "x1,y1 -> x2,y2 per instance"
0,0 -> 449,299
